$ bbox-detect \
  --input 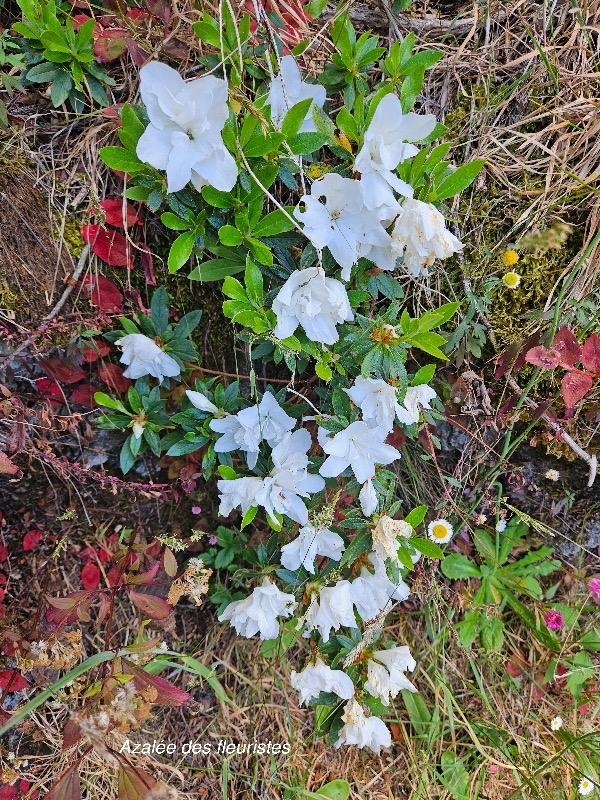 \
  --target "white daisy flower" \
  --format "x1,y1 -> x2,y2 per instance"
550,716 -> 563,731
578,777 -> 596,796
427,518 -> 454,544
